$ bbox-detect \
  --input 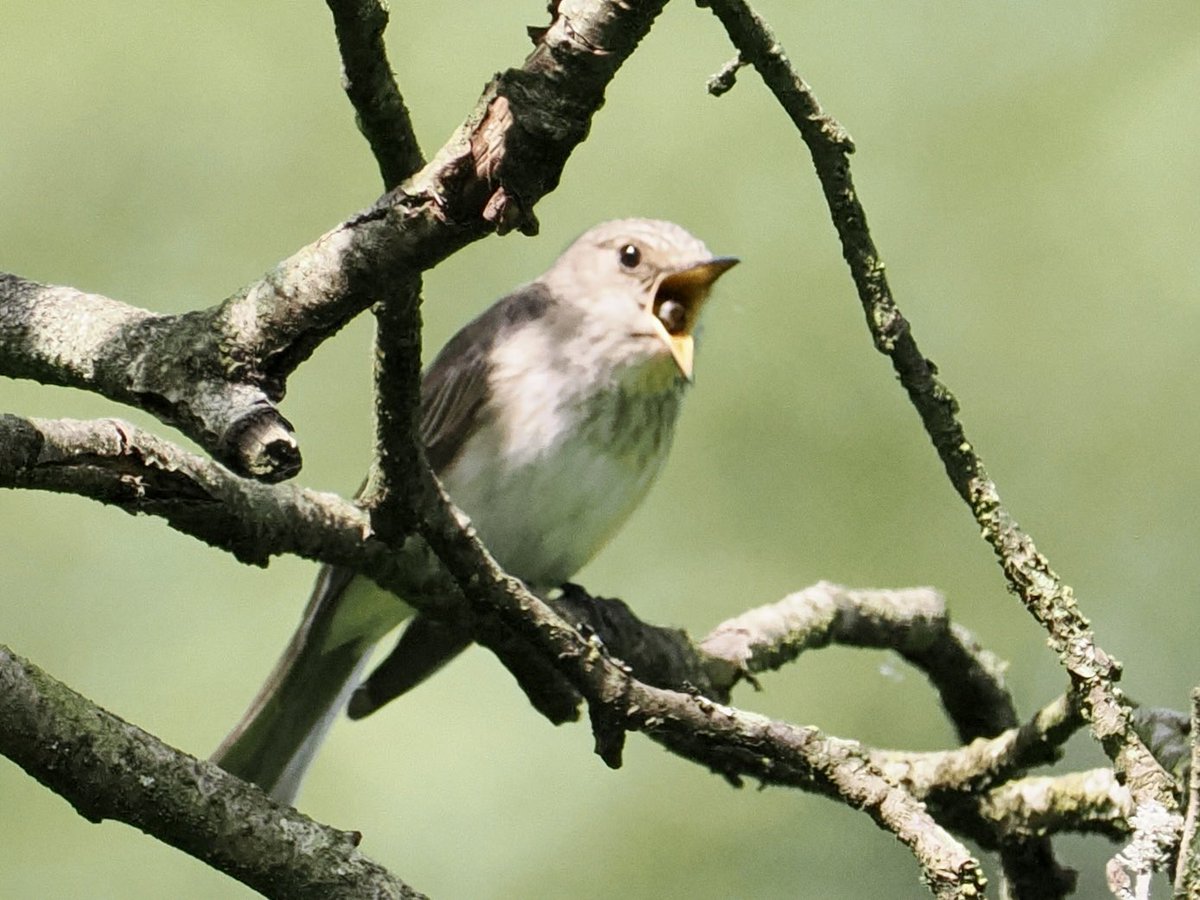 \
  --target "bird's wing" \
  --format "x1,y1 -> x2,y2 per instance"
211,563 -> 412,801
419,336 -> 491,474
419,281 -> 553,473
